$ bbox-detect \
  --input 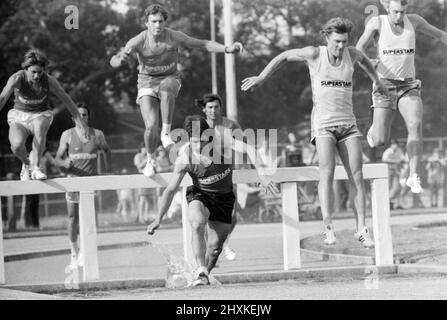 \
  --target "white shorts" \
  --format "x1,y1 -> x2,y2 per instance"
136,74 -> 181,104
7,109 -> 54,134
